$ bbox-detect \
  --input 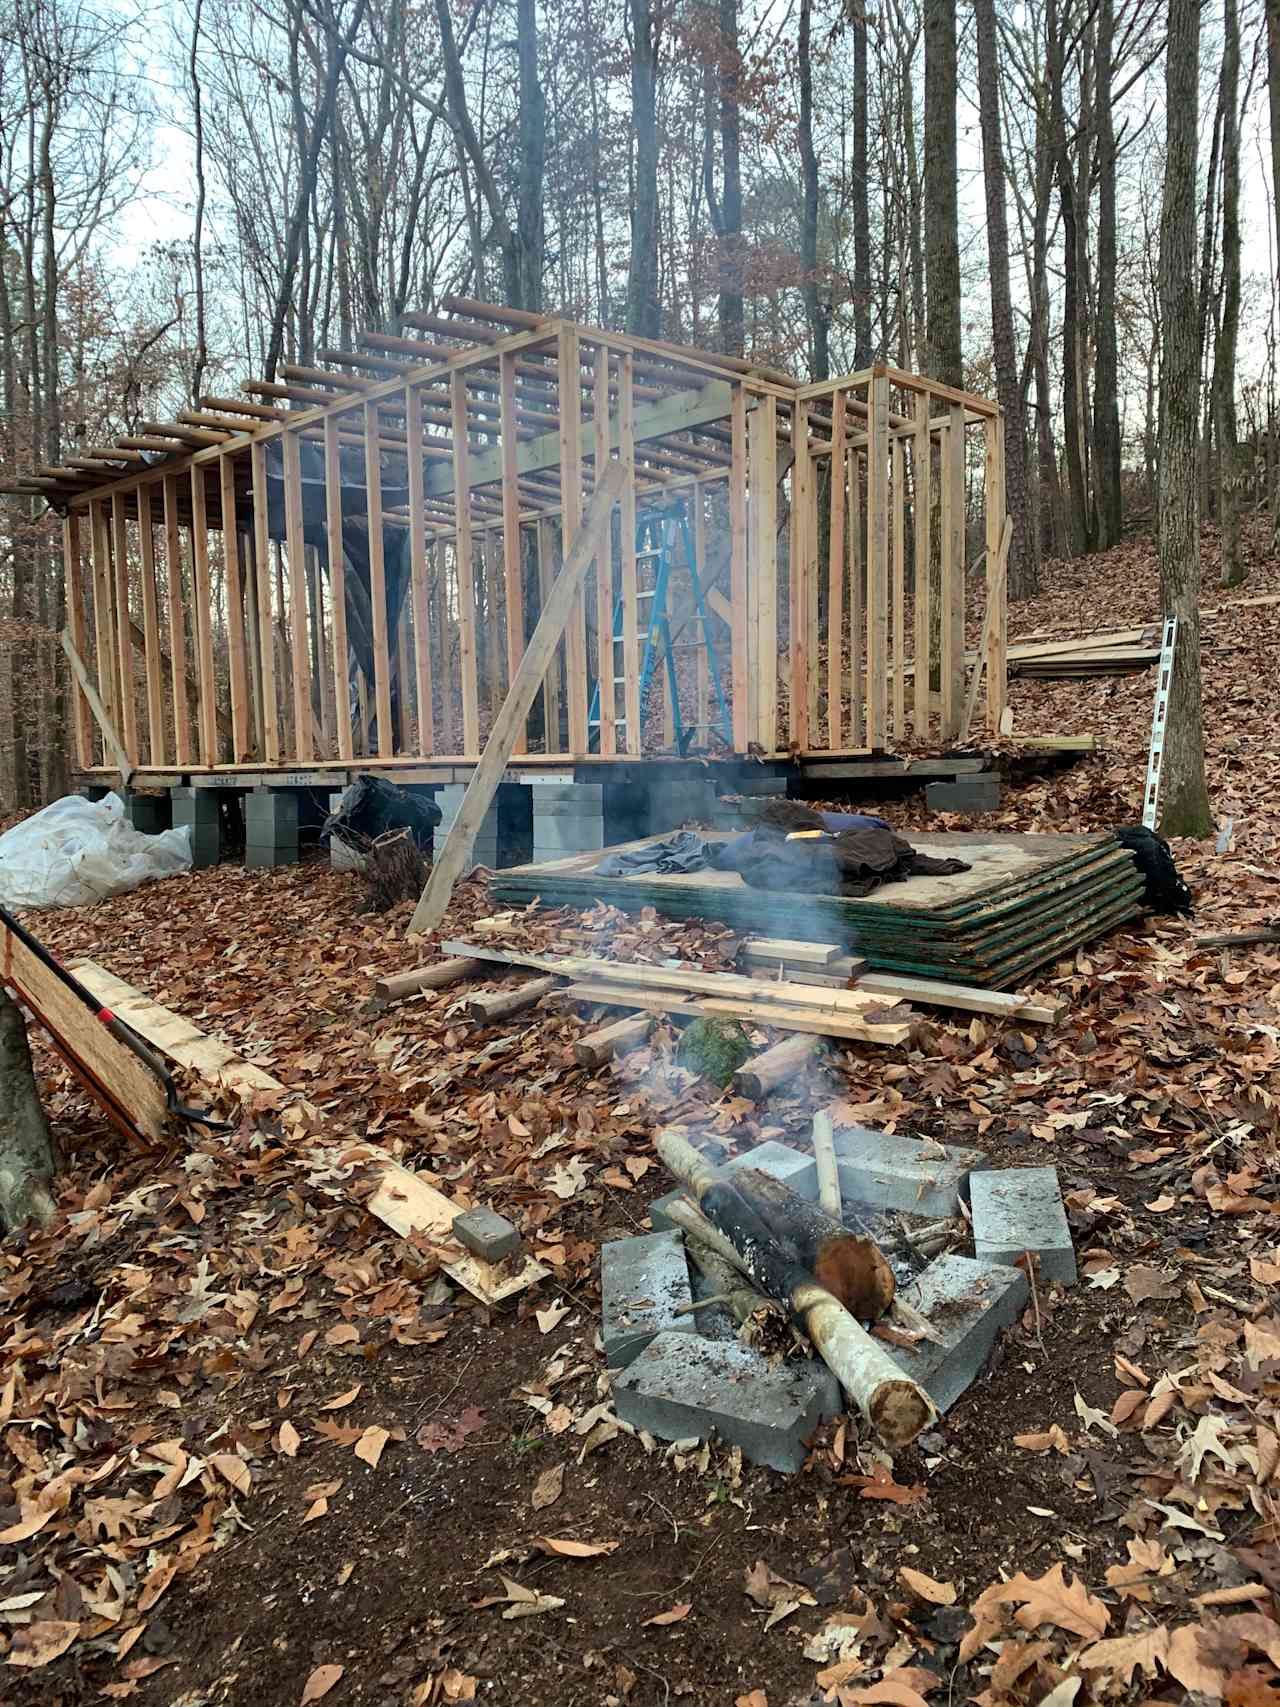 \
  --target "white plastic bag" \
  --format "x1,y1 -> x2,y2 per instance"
0,793 -> 192,911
